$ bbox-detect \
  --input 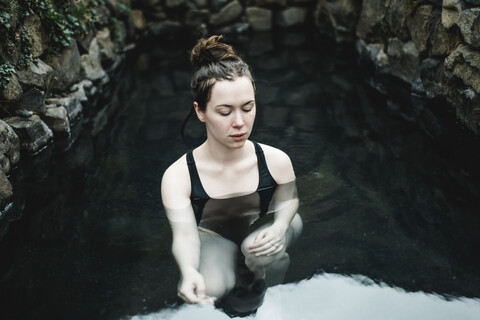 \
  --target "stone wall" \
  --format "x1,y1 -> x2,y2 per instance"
315,0 -> 480,134
1,0 -> 480,212
128,0 -> 311,36
0,0 -> 134,213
